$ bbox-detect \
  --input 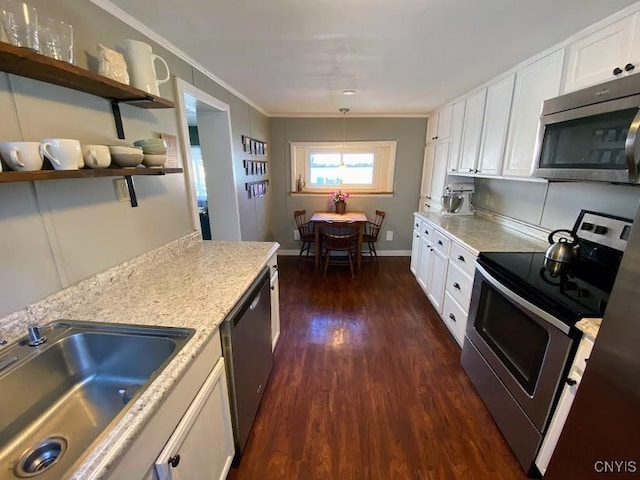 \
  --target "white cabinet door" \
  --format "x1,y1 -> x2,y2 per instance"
477,74 -> 515,175
410,225 -> 421,276
270,271 -> 280,351
426,248 -> 448,314
503,49 -> 564,177
564,13 -> 640,93
459,89 -> 487,174
429,142 -> 450,207
420,142 -> 436,209
447,99 -> 466,174
154,358 -> 234,480
436,103 -> 453,141
426,112 -> 439,143
417,235 -> 432,293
